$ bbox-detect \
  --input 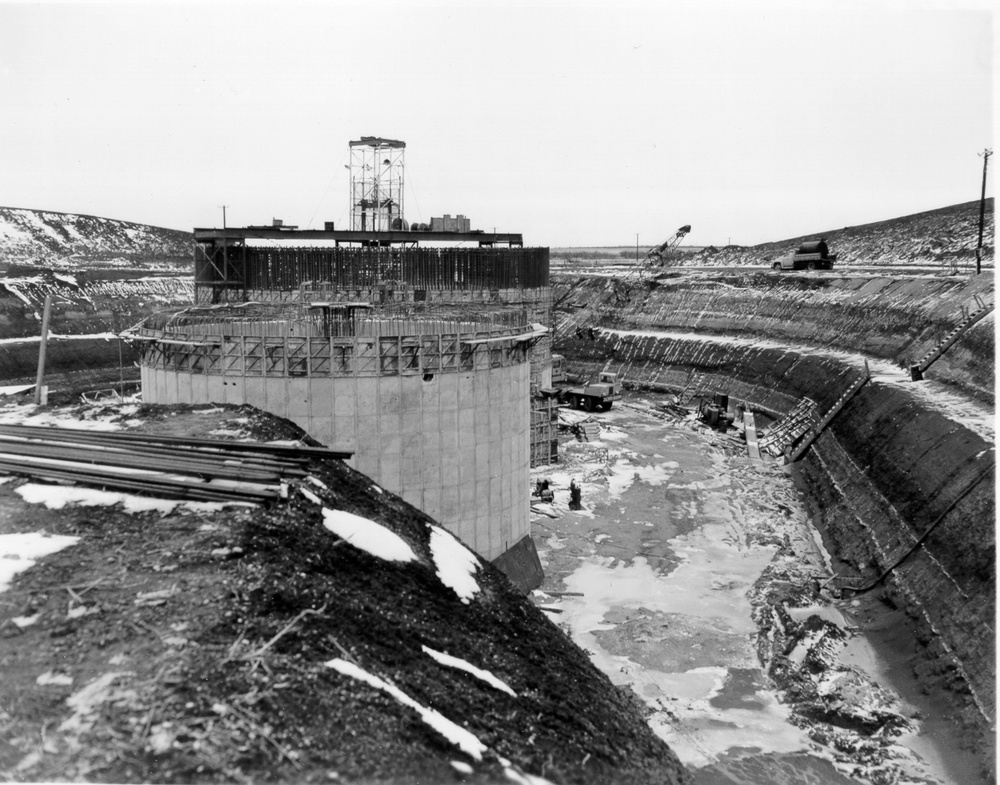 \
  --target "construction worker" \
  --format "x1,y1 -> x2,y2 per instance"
569,480 -> 582,510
